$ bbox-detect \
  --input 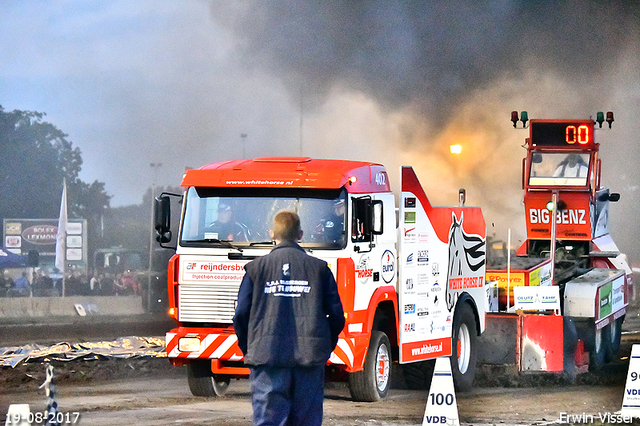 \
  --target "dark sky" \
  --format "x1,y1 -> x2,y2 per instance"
1,0 -> 639,262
